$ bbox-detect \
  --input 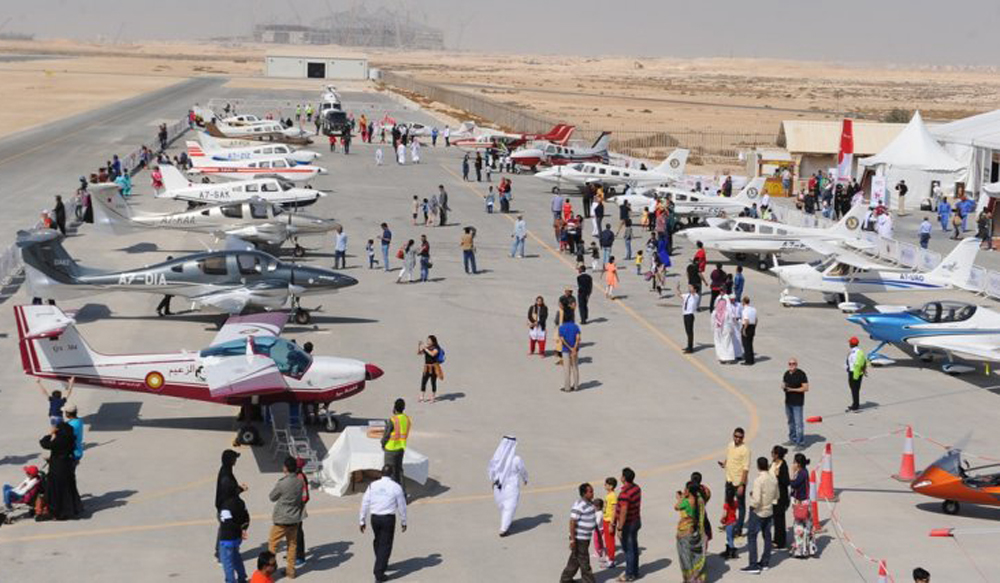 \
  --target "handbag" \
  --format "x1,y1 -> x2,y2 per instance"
792,502 -> 809,522
396,248 -> 404,260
